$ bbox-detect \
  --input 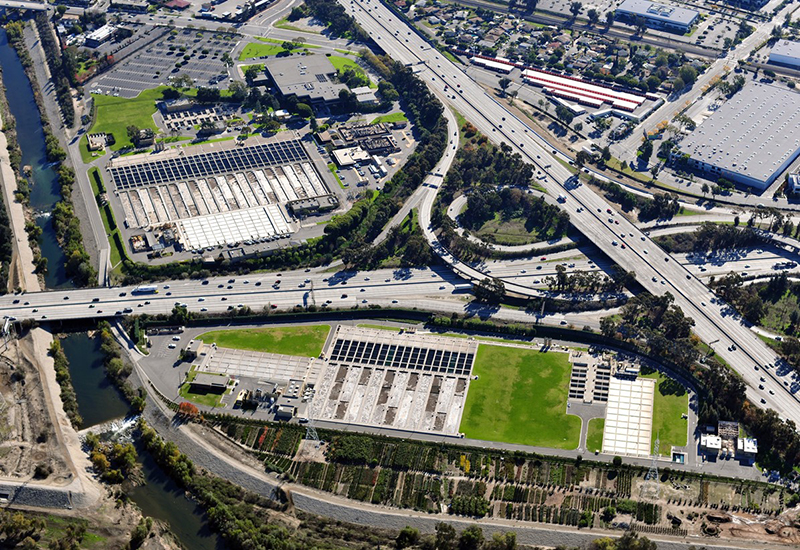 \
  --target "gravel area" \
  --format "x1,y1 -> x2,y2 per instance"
0,481 -> 77,509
